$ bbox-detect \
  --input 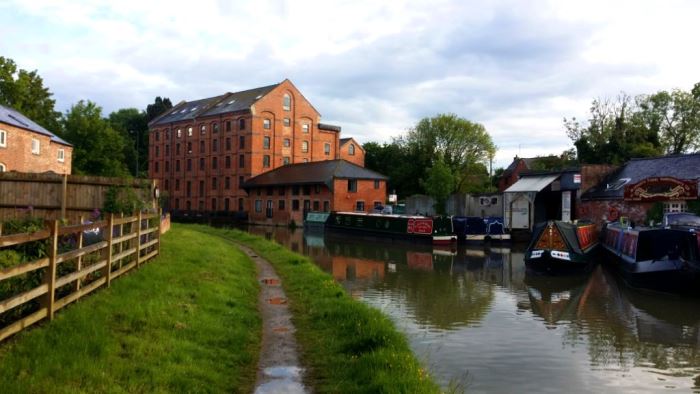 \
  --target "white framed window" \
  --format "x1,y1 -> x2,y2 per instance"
57,148 -> 65,162
31,138 -> 40,155
187,127 -> 193,137
301,140 -> 309,153
283,94 -> 291,111
283,118 -> 290,127
0,129 -> 6,147
0,163 -> 5,172
177,128 -> 182,138
663,201 -> 687,213
324,143 -> 330,155
263,118 -> 271,129
302,124 -> 309,133
348,144 -> 355,156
